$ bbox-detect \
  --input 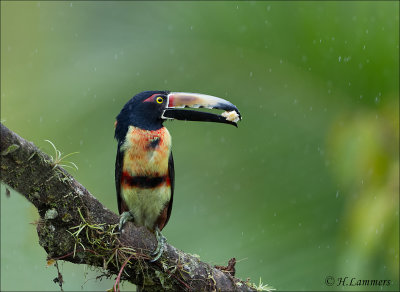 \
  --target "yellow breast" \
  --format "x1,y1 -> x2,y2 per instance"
121,126 -> 172,177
